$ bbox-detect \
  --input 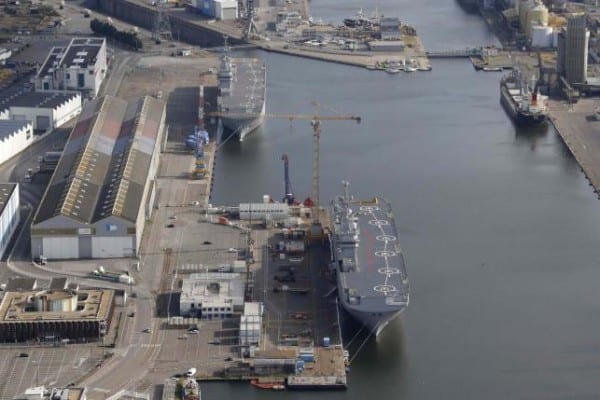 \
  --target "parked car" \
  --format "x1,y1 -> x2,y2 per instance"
33,256 -> 48,265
